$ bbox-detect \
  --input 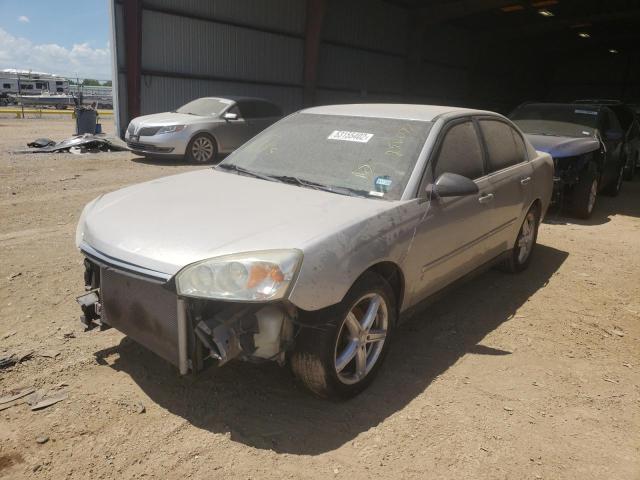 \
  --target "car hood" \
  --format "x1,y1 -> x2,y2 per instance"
79,170 -> 396,276
525,134 -> 600,158
130,112 -> 219,127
